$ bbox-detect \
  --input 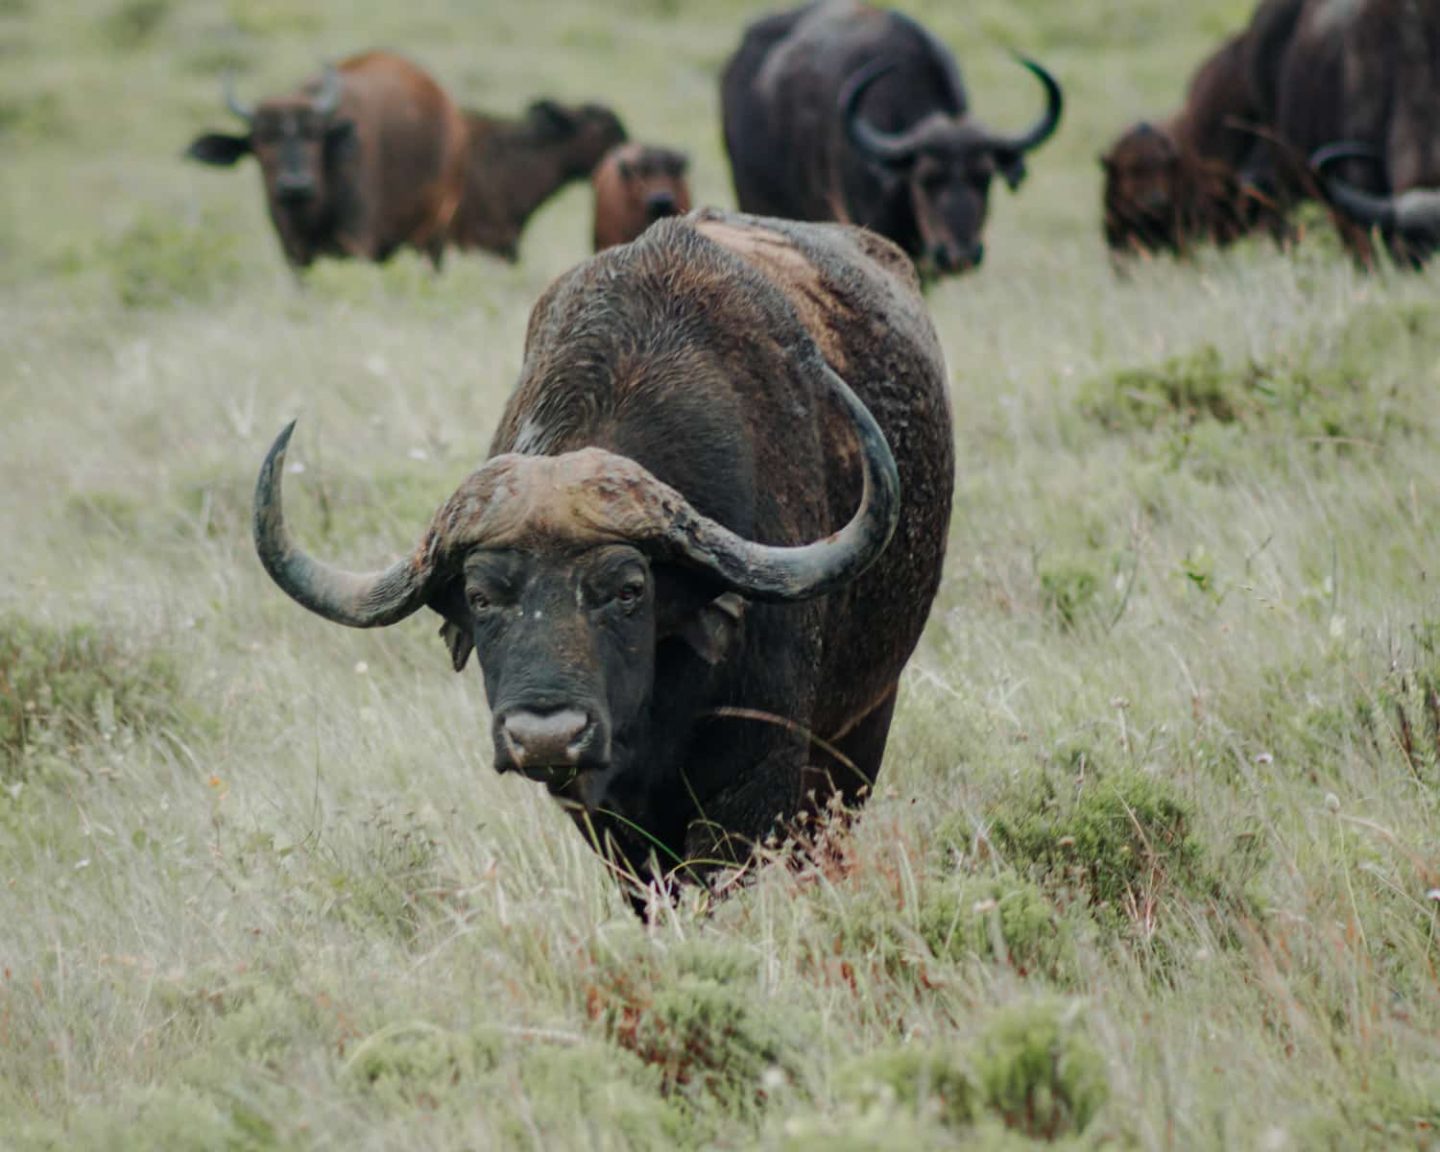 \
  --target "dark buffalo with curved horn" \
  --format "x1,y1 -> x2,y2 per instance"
1101,32 -> 1278,256
253,210 -> 954,900
1243,0 -> 1440,264
720,1 -> 1062,276
185,51 -> 469,269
